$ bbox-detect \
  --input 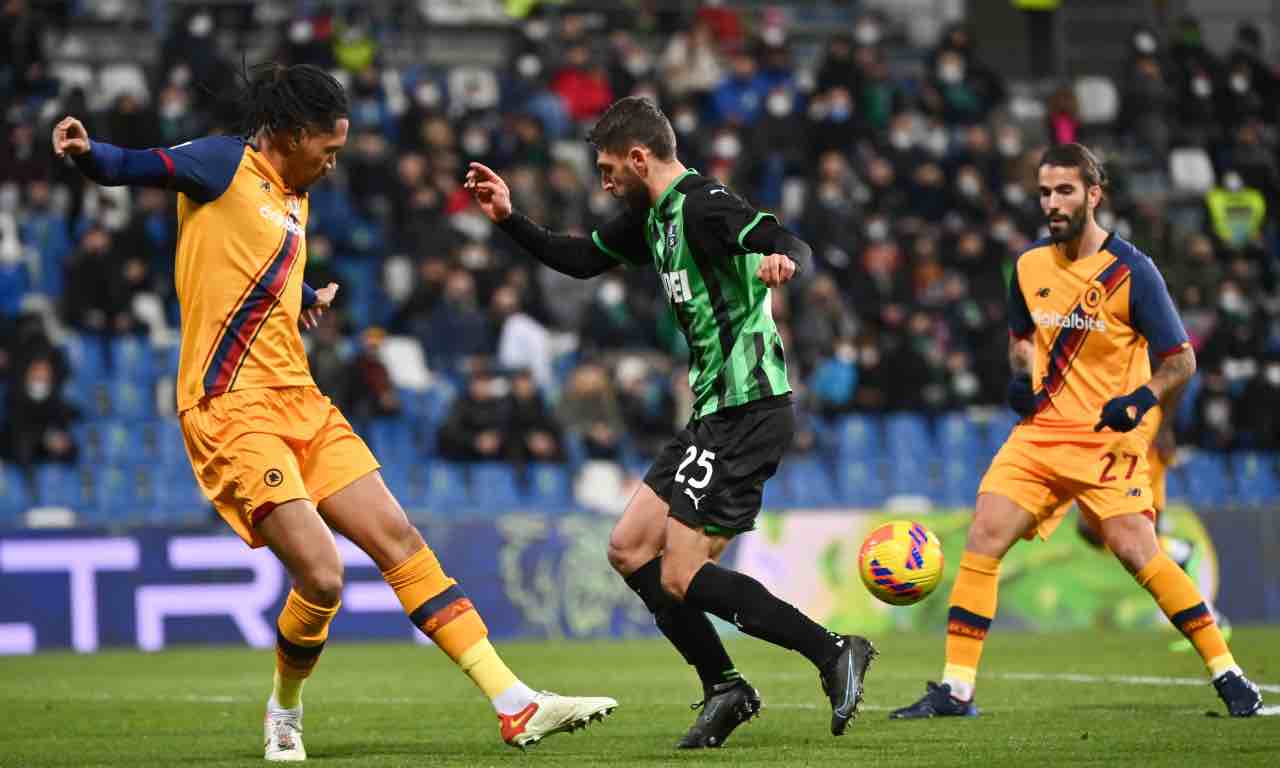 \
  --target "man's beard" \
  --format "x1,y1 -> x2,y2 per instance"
1047,206 -> 1086,243
619,173 -> 651,212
